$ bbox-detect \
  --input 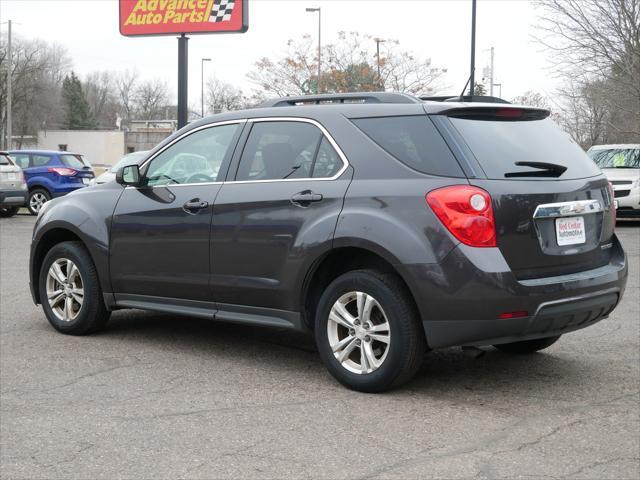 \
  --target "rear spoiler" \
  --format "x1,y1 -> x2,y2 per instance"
421,95 -> 510,104
439,106 -> 550,121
